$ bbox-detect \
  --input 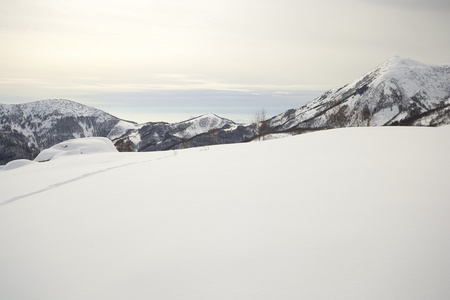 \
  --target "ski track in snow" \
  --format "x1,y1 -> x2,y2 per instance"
0,151 -> 177,206
1,127 -> 449,300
